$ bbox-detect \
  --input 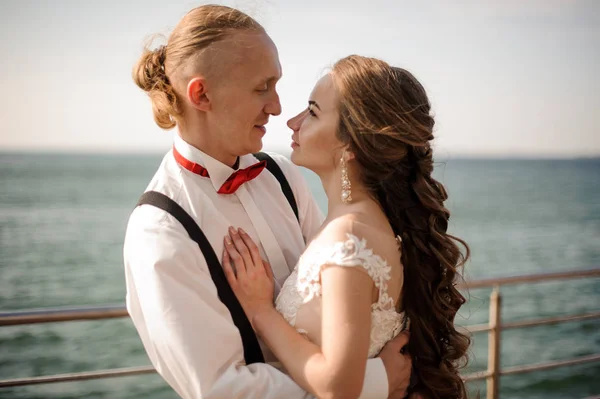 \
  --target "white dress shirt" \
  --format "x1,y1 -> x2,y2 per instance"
124,134 -> 389,399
